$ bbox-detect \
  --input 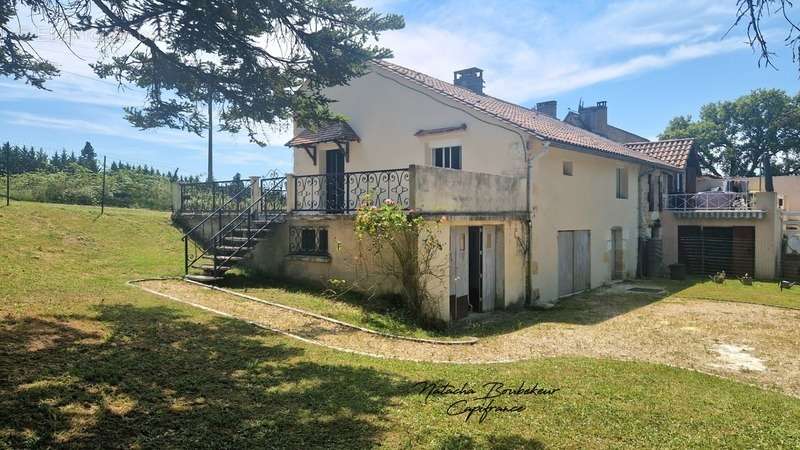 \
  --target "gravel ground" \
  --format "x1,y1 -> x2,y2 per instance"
134,279 -> 800,398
